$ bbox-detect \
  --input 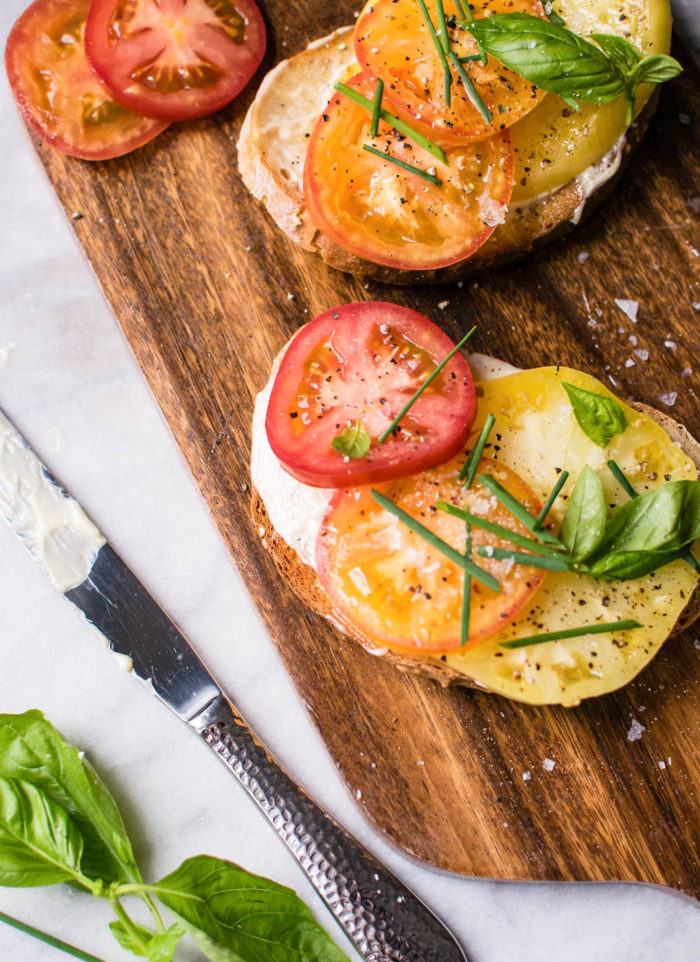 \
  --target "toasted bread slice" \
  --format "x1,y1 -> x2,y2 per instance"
251,400 -> 699,702
238,27 -> 656,285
